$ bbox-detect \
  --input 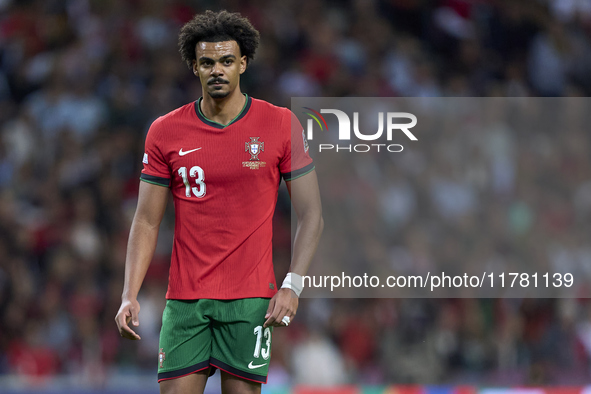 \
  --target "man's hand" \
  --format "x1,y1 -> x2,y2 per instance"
263,288 -> 298,328
115,298 -> 142,340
